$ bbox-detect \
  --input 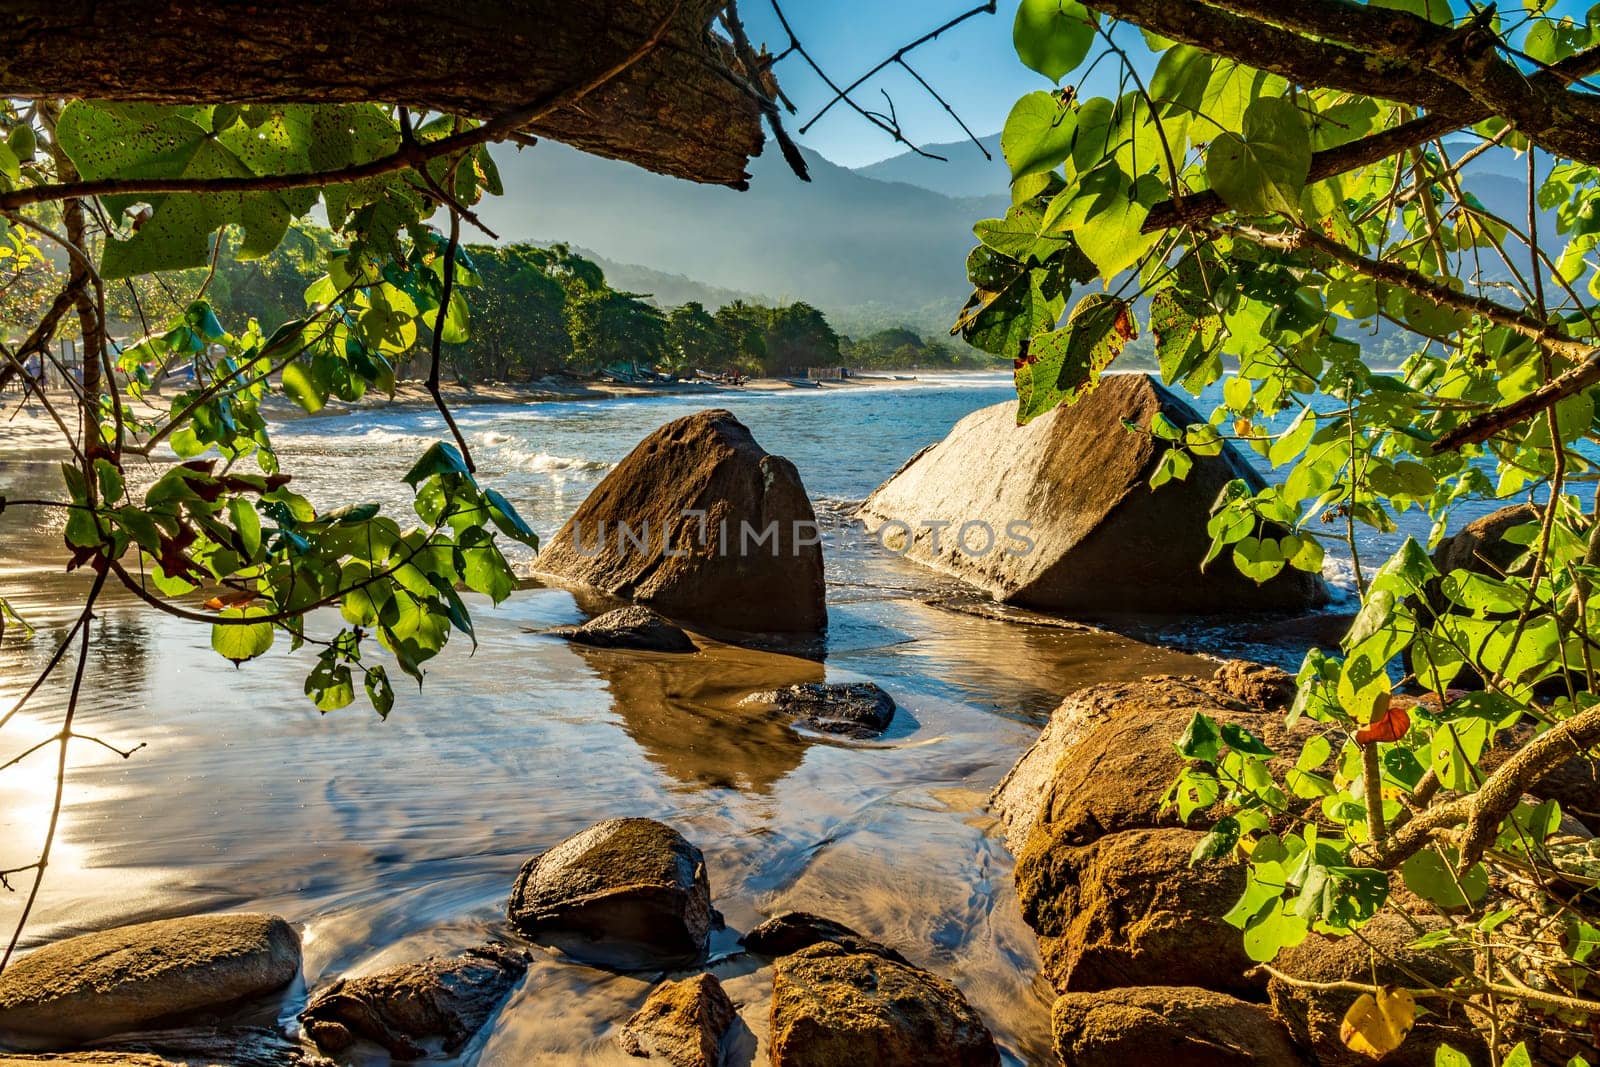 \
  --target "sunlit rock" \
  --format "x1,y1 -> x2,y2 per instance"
768,942 -> 1000,1067
300,943 -> 526,1060
859,374 -> 1326,615
506,818 -> 713,969
0,913 -> 299,1044
534,410 -> 826,634
616,973 -> 735,1066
